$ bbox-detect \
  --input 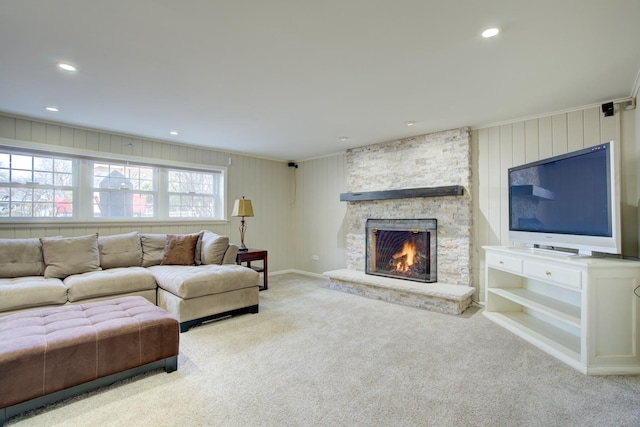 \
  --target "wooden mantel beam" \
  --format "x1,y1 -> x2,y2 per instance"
339,185 -> 464,202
